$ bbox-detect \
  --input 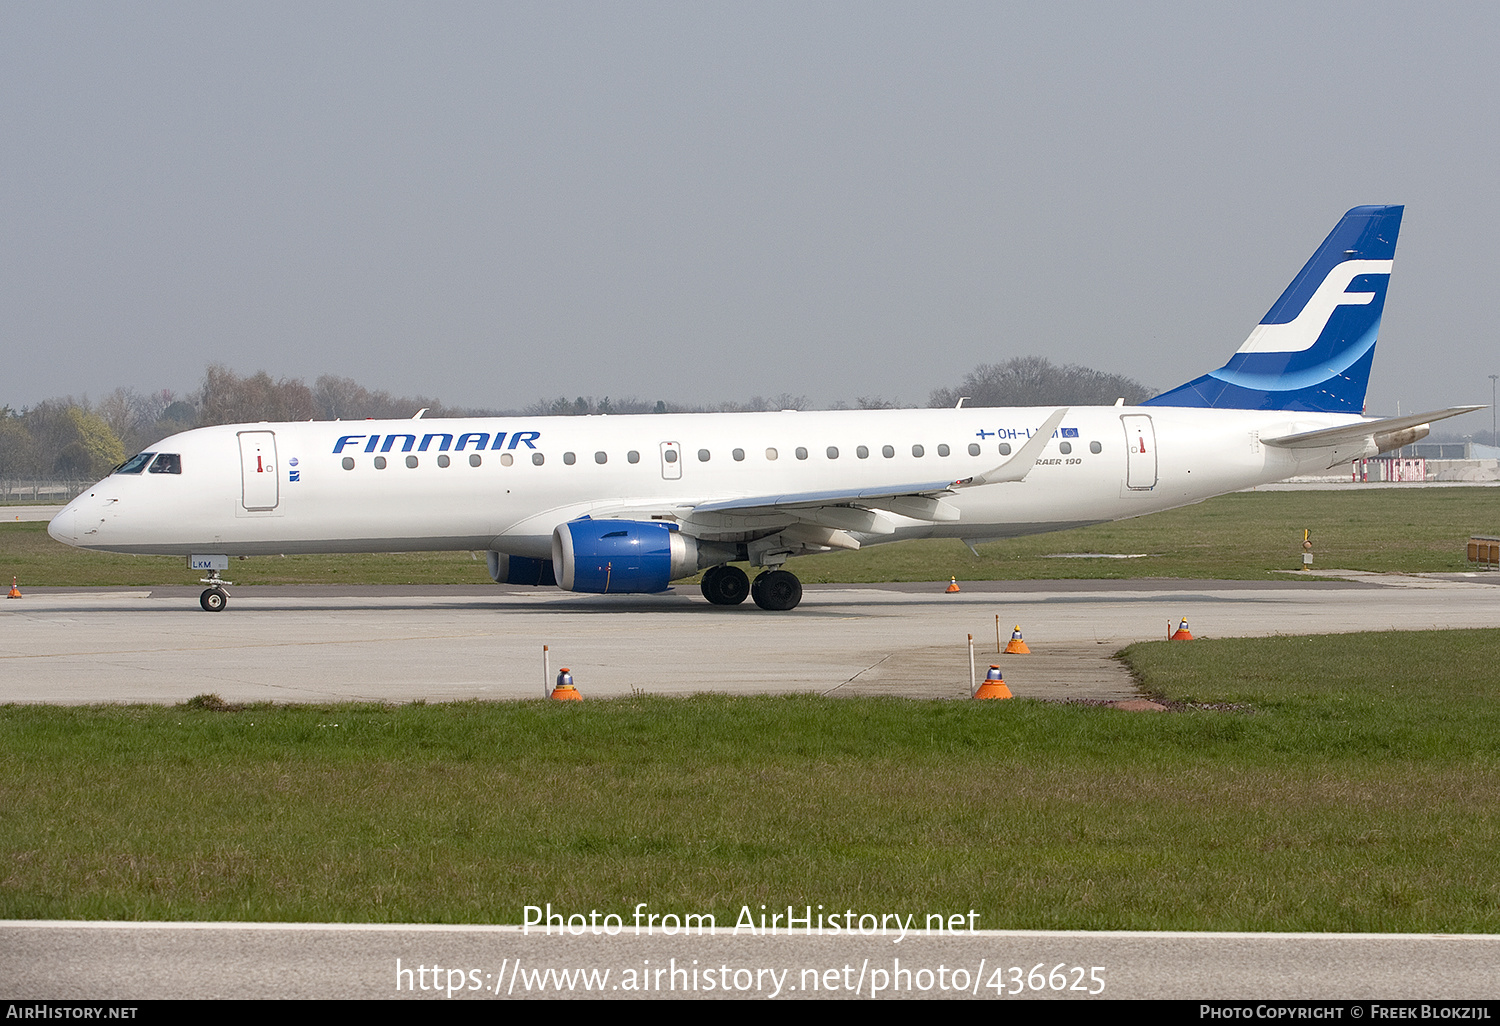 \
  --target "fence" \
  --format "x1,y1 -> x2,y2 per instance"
1,480 -> 88,504
1468,537 -> 1500,570
1352,458 -> 1427,482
